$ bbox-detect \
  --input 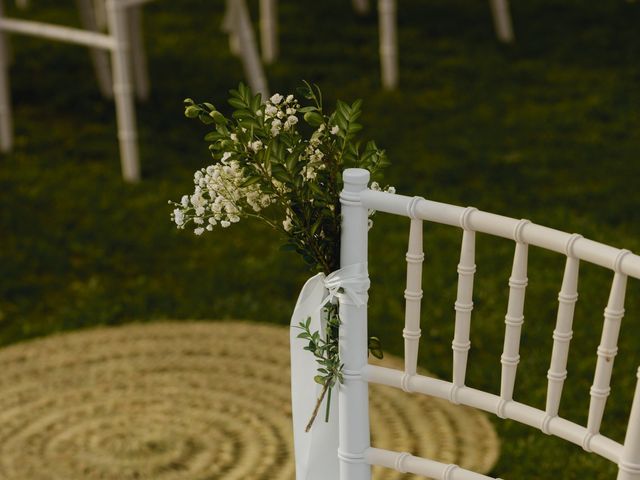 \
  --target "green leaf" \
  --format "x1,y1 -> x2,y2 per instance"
250,93 -> 262,113
210,110 -> 227,125
240,176 -> 261,187
314,375 -> 325,385
198,113 -> 214,125
304,111 -> 324,127
228,98 -> 246,109
184,105 -> 200,118
204,131 -> 223,142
